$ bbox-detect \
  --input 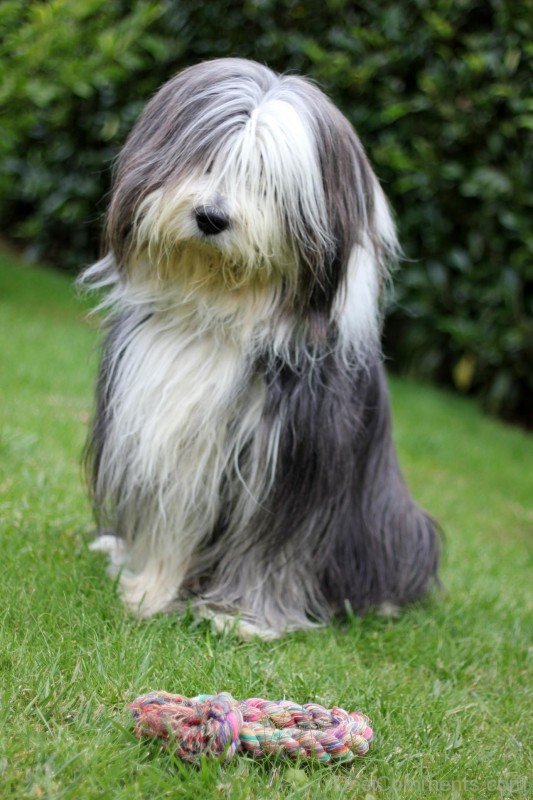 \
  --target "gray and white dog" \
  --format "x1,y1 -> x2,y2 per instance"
82,58 -> 439,638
